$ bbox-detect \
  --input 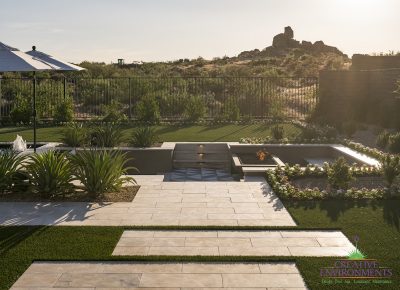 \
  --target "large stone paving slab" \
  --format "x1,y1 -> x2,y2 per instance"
0,176 -> 296,226
112,230 -> 355,257
11,261 -> 307,289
